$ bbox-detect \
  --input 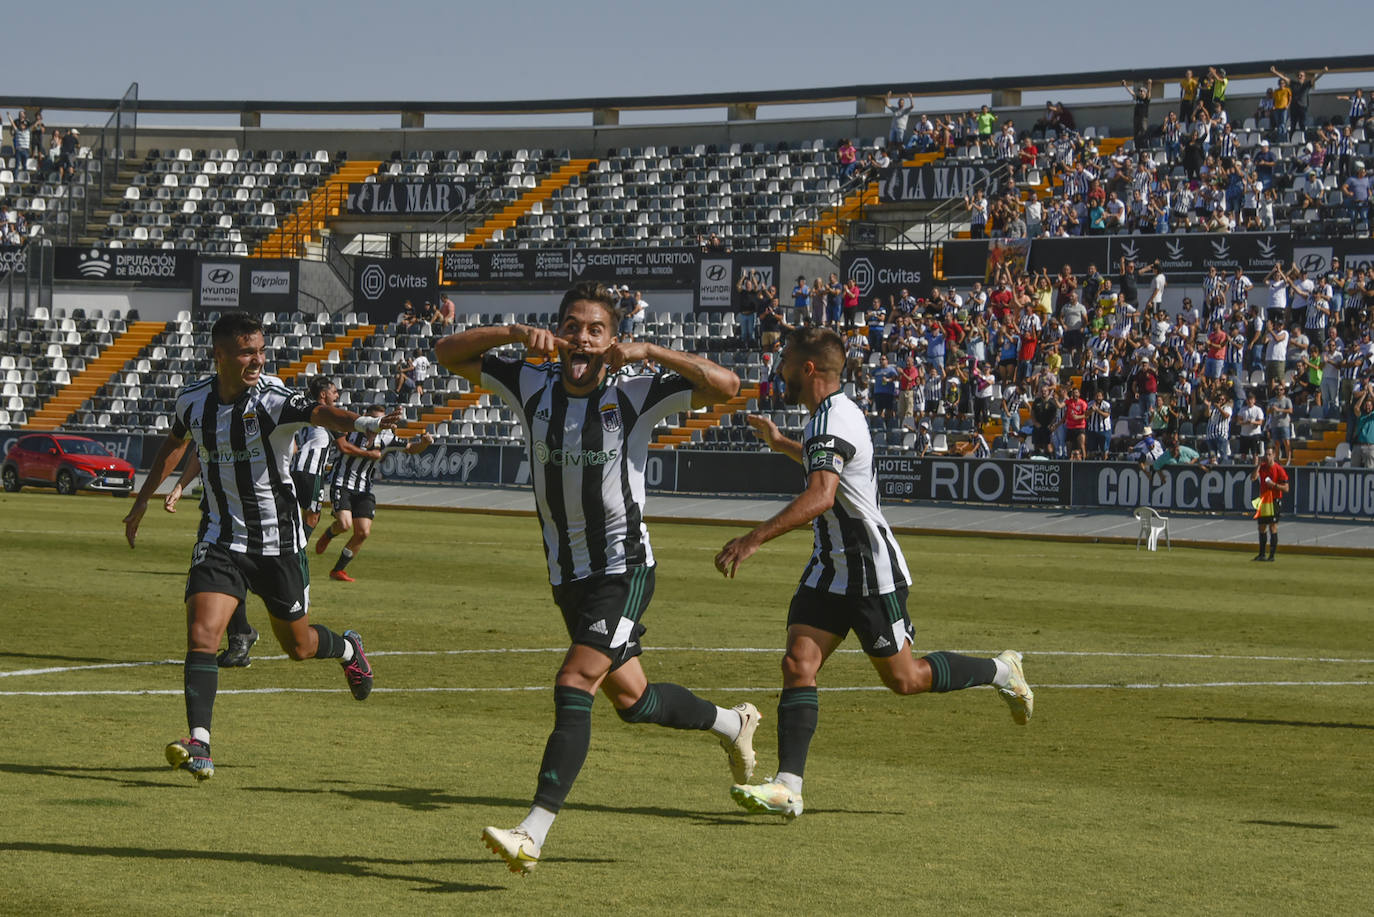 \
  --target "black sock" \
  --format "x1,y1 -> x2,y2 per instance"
318,526 -> 334,546
184,651 -> 218,735
312,624 -> 346,659
226,601 -> 252,638
1258,527 -> 1267,554
533,686 -> 595,814
1268,531 -> 1277,557
332,548 -> 354,573
922,651 -> 997,693
615,683 -> 715,729
302,522 -> 315,540
777,686 -> 819,778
